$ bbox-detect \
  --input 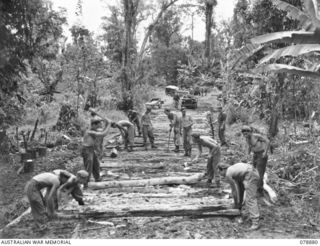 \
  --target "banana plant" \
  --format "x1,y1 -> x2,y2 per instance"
230,0 -> 320,78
